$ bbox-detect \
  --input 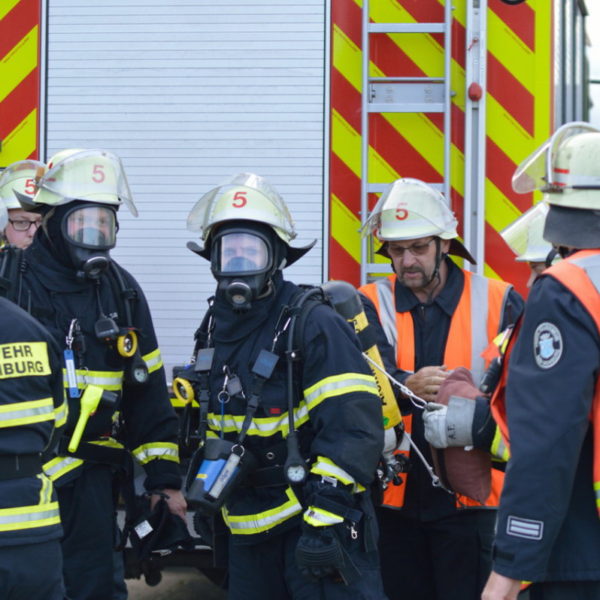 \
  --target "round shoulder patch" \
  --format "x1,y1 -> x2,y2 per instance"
533,322 -> 563,369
